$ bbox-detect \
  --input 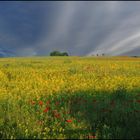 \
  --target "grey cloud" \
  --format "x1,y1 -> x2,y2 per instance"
37,1 -> 140,56
0,1 -> 140,56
